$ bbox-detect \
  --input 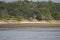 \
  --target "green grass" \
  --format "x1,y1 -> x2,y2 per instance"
0,23 -> 60,27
